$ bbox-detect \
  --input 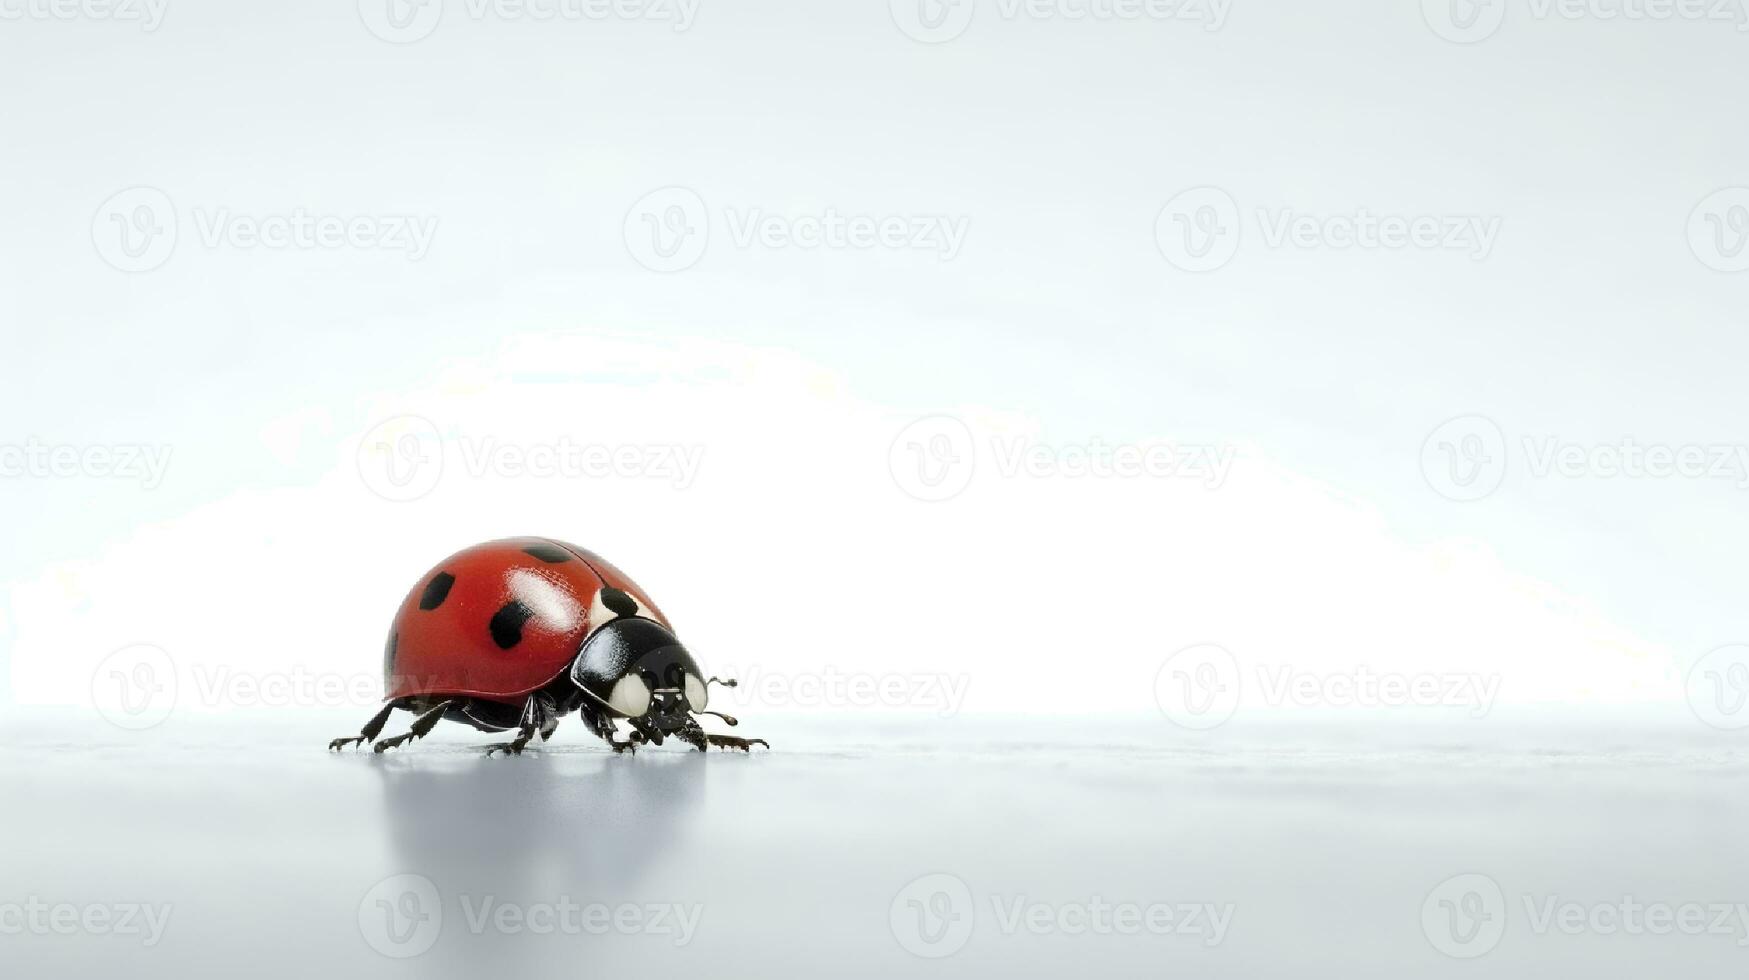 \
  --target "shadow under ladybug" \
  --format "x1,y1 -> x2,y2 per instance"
328,537 -> 768,757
